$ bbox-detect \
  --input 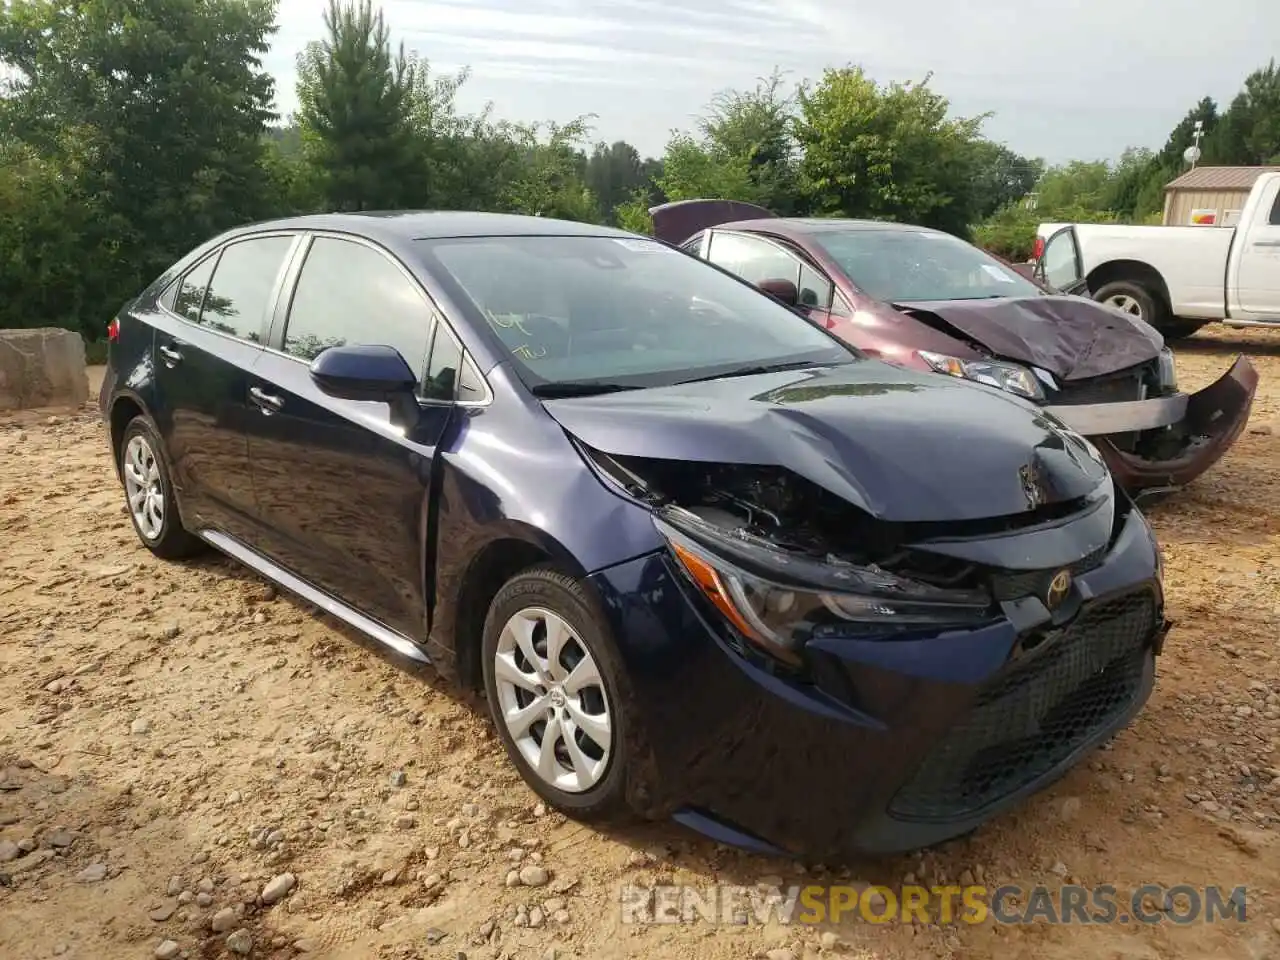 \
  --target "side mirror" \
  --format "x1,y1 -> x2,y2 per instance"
310,344 -> 418,402
757,278 -> 798,306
